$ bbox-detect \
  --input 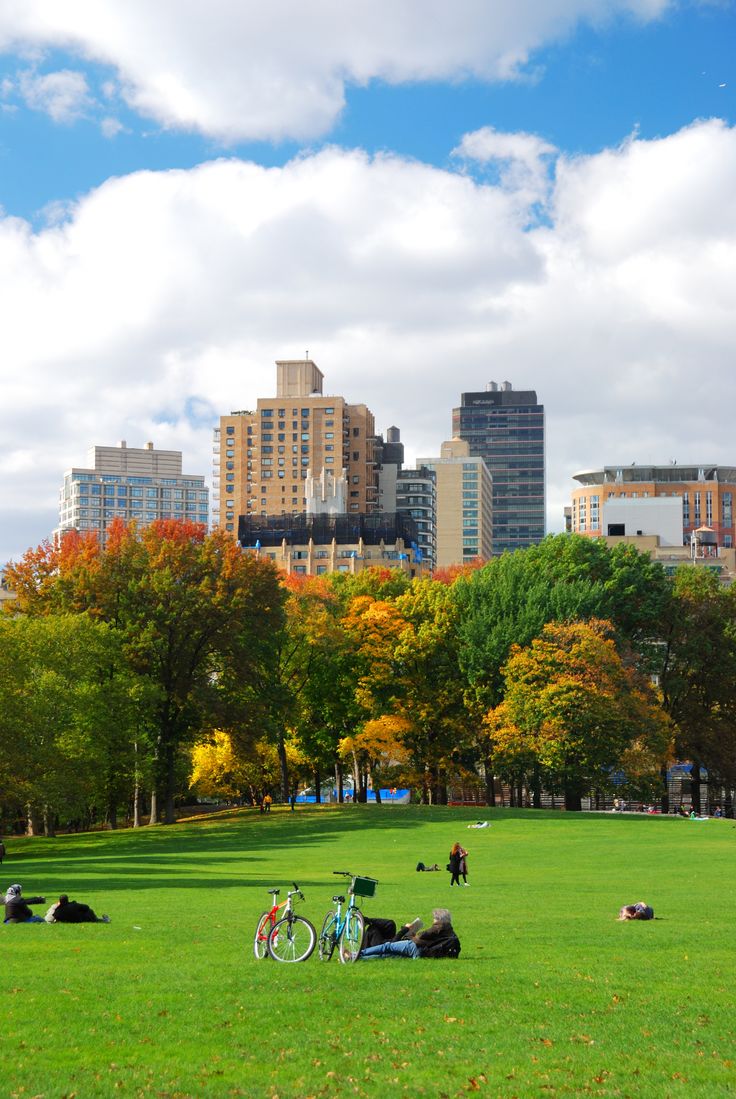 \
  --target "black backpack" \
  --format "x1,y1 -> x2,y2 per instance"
419,933 -> 462,959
